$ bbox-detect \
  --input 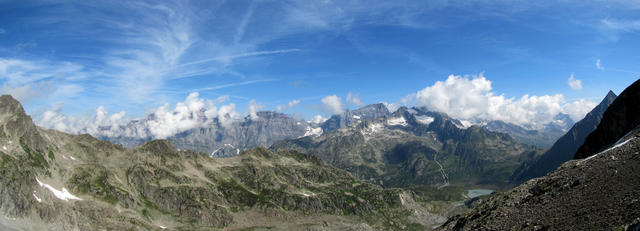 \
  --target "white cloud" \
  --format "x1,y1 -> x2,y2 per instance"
562,99 -> 598,122
381,101 -> 398,112
38,92 -> 237,139
276,99 -> 301,111
410,74 -> 596,128
288,99 -> 301,108
596,59 -> 605,71
311,114 -> 327,124
346,92 -> 364,106
601,18 -> 640,32
568,74 -> 583,90
321,95 -> 345,115
0,58 -> 86,103
247,100 -> 263,120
